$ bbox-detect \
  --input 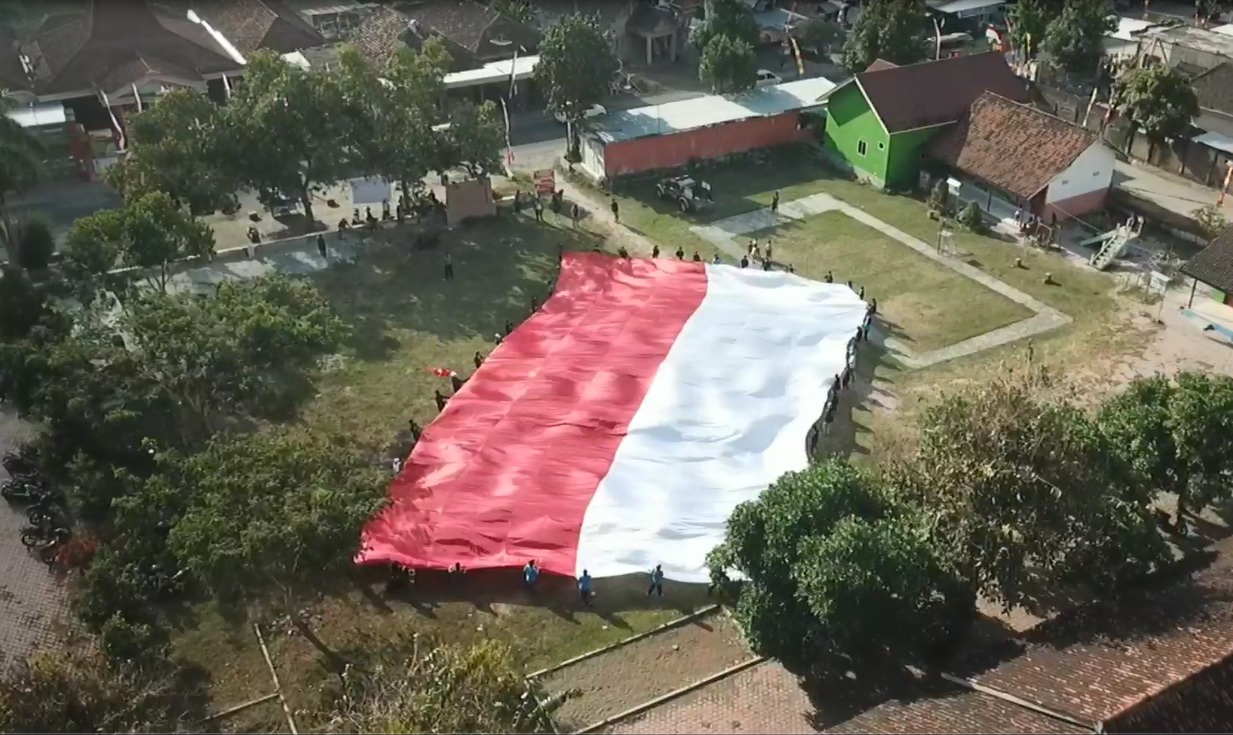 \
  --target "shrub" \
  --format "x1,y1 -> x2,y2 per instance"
927,180 -> 950,217
15,220 -> 55,271
958,201 -> 983,231
99,613 -> 168,666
